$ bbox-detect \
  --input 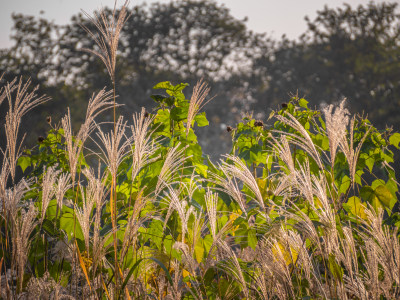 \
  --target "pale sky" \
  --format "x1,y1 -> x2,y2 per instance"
0,0 -> 398,48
